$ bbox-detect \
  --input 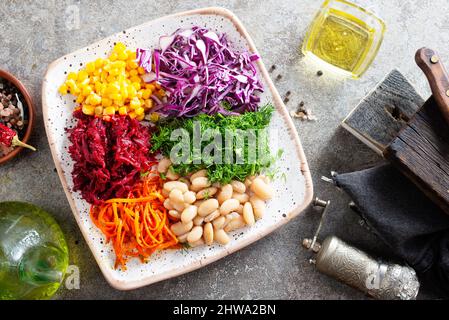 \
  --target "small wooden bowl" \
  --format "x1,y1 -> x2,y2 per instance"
0,69 -> 35,165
